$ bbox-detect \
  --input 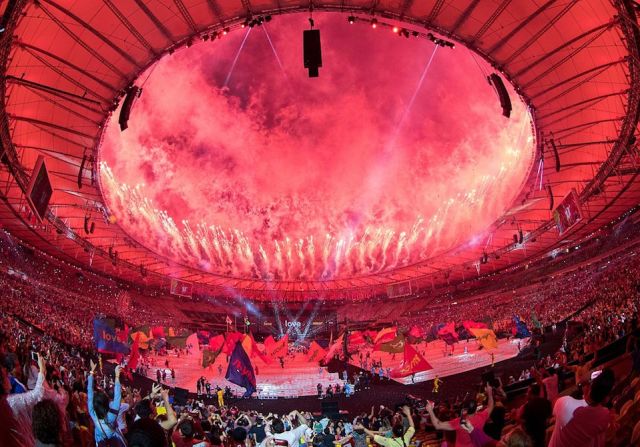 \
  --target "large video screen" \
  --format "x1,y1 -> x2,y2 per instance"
553,189 -> 583,235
